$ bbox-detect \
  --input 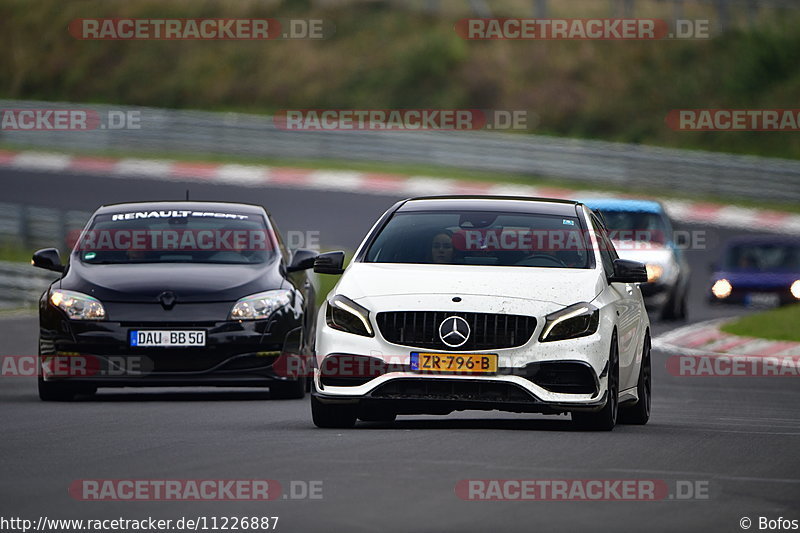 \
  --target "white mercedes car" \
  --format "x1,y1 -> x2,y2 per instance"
311,196 -> 651,431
